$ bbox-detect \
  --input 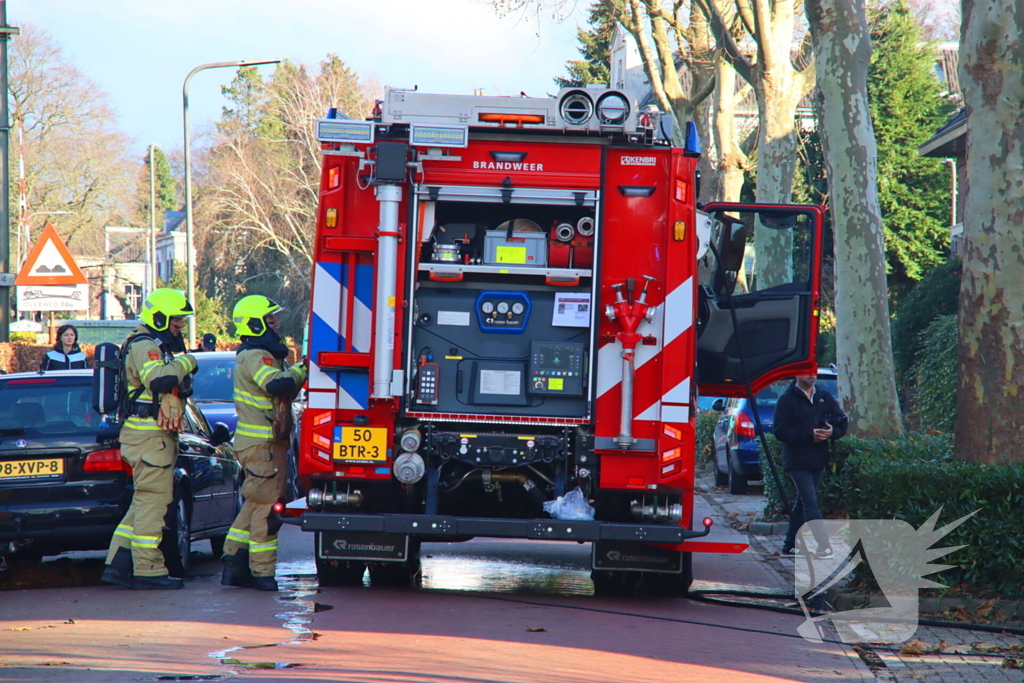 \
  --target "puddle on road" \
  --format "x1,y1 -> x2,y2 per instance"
420,554 -> 593,595
270,554 -> 595,596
